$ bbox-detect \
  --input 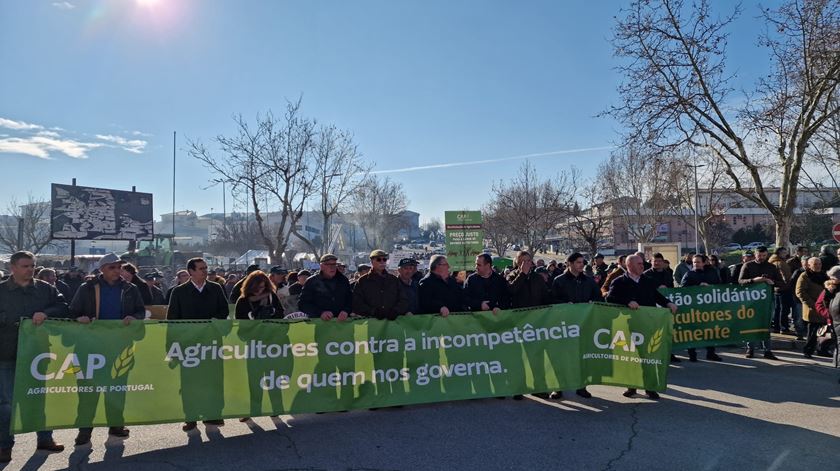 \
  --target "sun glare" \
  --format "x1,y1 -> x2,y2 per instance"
137,0 -> 160,7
